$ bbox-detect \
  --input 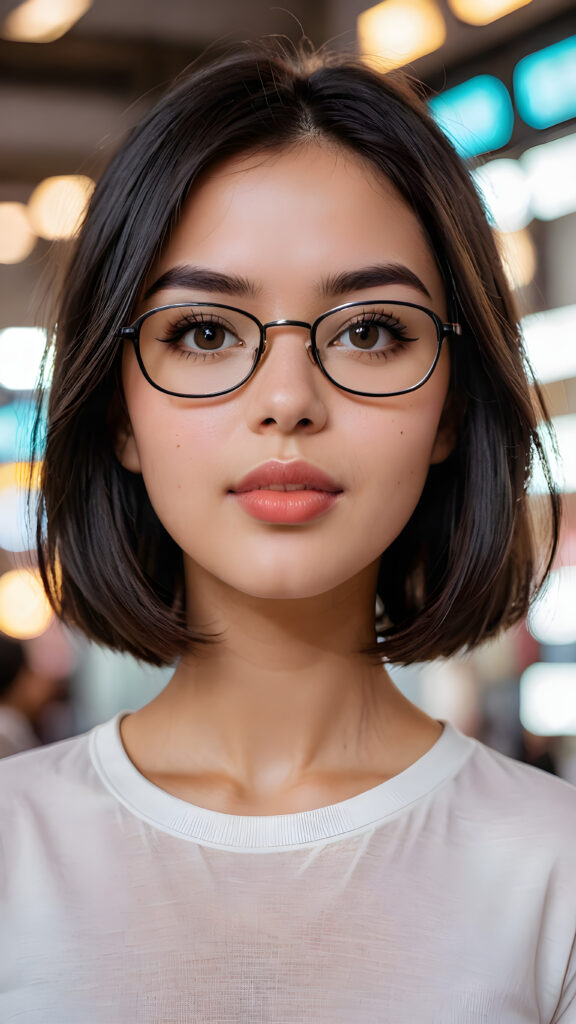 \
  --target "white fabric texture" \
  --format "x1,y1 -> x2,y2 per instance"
0,706 -> 39,759
1,709 -> 575,1023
